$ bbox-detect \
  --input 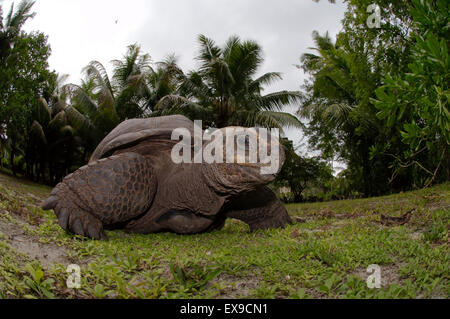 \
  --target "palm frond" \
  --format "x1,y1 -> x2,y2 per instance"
322,103 -> 354,124
63,84 -> 99,117
227,39 -> 262,82
64,105 -> 96,133
154,94 -> 202,111
245,110 -> 302,130
223,35 -> 241,58
178,71 -> 212,100
5,3 -> 14,30
5,0 -> 35,37
112,43 -> 152,90
257,91 -> 302,111
83,60 -> 114,97
155,54 -> 184,83
249,72 -> 283,92
208,57 -> 235,92
29,120 -> 47,146
48,111 -> 67,131
197,34 -> 221,68
36,97 -> 51,126
297,101 -> 322,119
